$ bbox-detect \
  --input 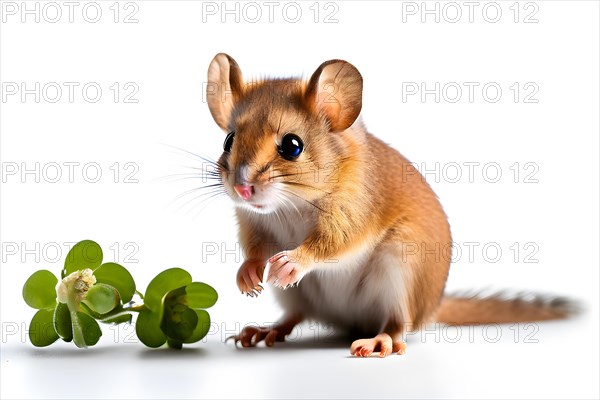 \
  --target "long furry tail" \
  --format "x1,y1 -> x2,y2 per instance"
436,290 -> 580,325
